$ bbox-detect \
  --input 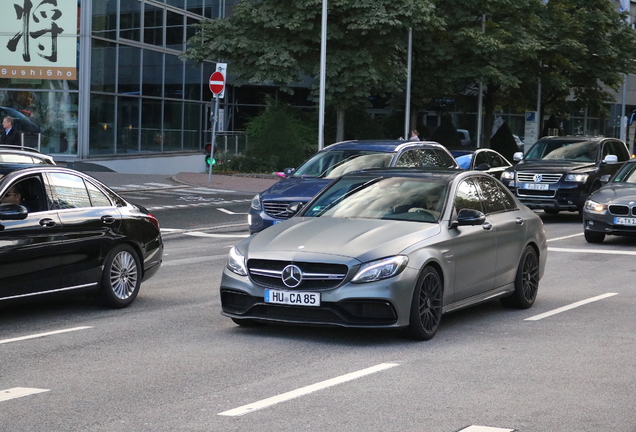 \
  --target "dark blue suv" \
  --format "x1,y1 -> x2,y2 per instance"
248,140 -> 459,233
